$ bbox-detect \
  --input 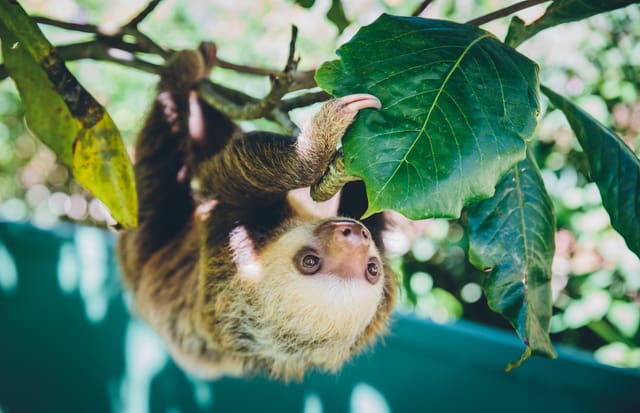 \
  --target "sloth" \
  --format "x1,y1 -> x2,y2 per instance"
118,42 -> 396,381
